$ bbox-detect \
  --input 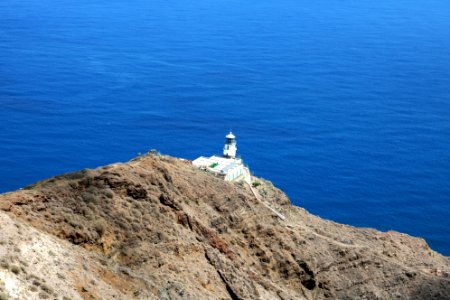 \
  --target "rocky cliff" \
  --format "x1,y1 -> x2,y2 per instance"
0,153 -> 449,300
